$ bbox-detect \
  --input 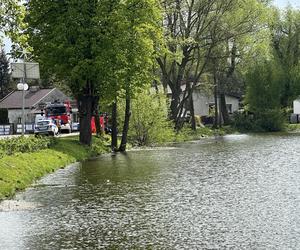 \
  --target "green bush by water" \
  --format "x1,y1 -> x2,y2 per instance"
0,136 -> 54,157
119,90 -> 175,146
233,110 -> 285,132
